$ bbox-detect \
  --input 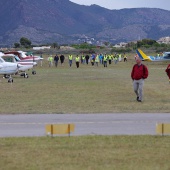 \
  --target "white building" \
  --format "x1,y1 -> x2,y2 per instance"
113,42 -> 127,48
157,37 -> 170,44
33,46 -> 51,50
